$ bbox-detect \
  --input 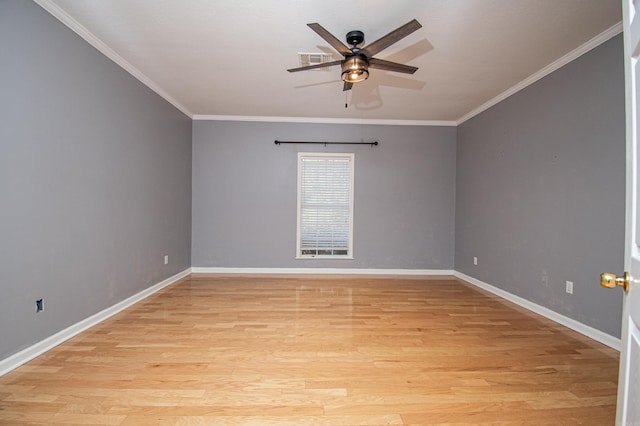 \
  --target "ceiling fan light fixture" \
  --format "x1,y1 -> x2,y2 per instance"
341,56 -> 369,83
289,20 -> 421,91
